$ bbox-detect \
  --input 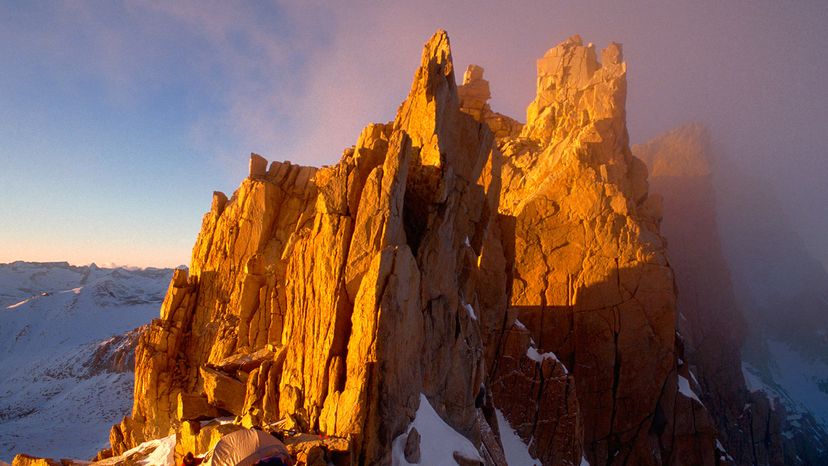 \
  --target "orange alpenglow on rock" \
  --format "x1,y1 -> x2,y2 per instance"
99,30 -> 730,466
